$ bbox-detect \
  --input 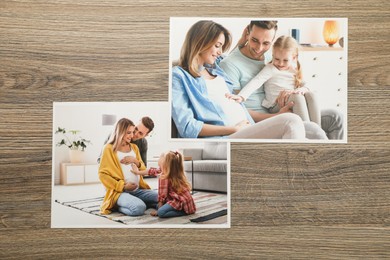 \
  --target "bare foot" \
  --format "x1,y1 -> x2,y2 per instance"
150,210 -> 158,217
